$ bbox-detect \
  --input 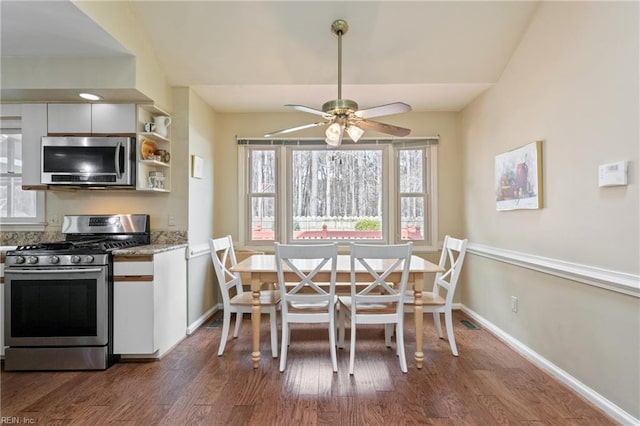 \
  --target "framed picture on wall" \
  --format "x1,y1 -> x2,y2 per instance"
495,140 -> 543,211
191,155 -> 204,179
